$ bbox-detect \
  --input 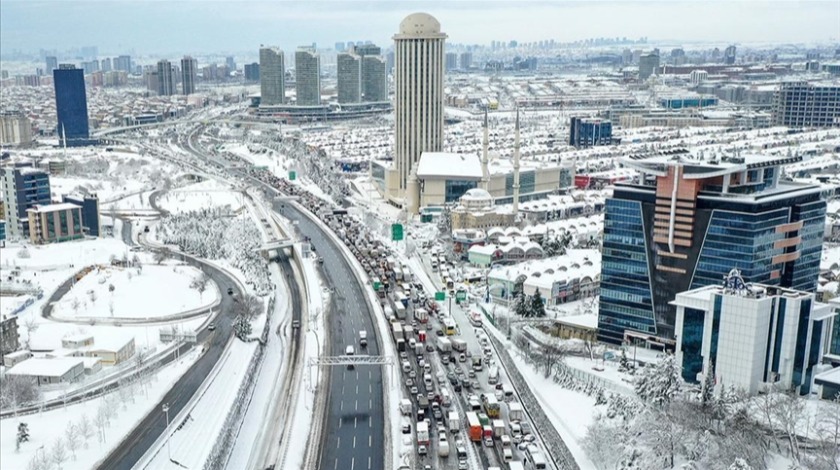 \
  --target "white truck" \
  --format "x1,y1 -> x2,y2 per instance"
448,411 -> 460,433
438,437 -> 450,457
508,401 -> 524,422
493,419 -> 506,438
437,337 -> 452,354
359,330 -> 368,348
400,399 -> 412,416
392,322 -> 404,341
416,421 -> 430,446
451,338 -> 468,353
